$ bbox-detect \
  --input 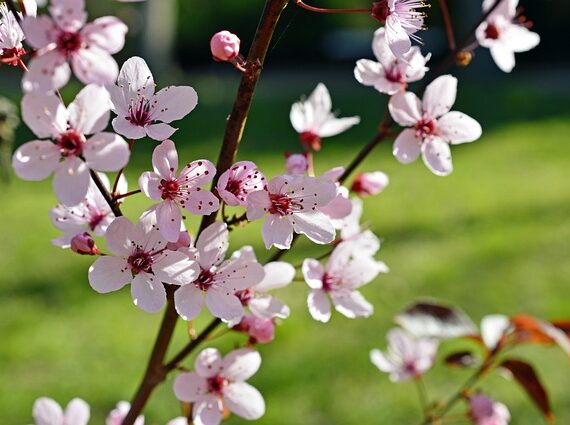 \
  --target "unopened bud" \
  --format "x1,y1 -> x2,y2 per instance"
210,31 -> 240,62
70,232 -> 99,255
456,51 -> 473,67
234,315 -> 275,344
351,171 -> 389,196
